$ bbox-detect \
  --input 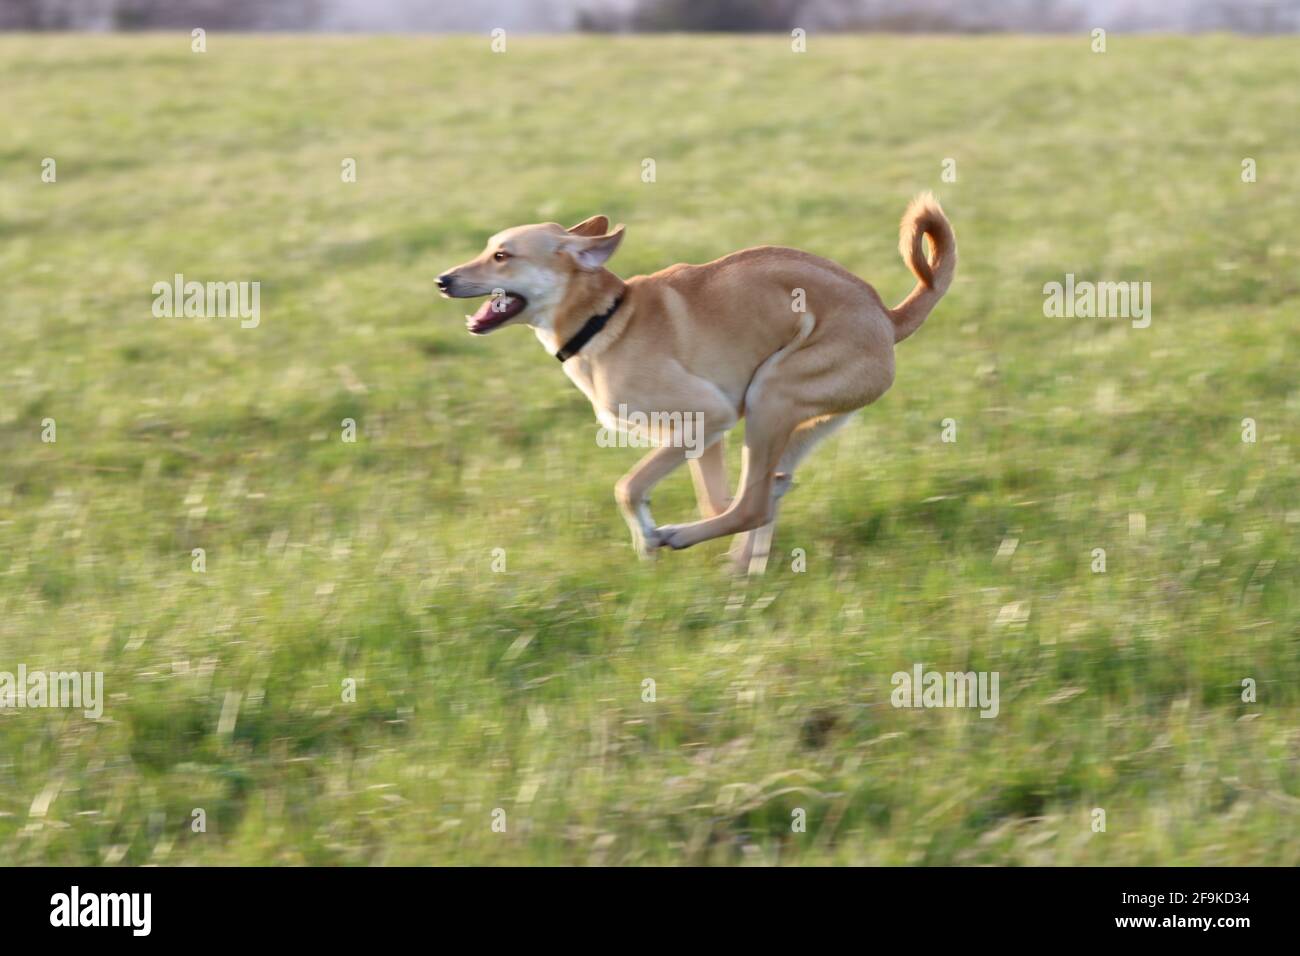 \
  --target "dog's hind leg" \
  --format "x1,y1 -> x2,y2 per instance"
656,315 -> 822,553
727,471 -> 792,575
728,412 -> 852,574
656,397 -> 801,552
